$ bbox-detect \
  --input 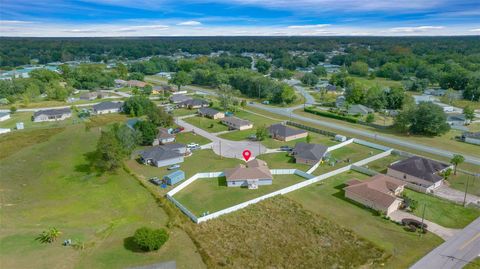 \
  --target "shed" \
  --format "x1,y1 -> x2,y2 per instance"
335,134 -> 347,142
164,170 -> 185,186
